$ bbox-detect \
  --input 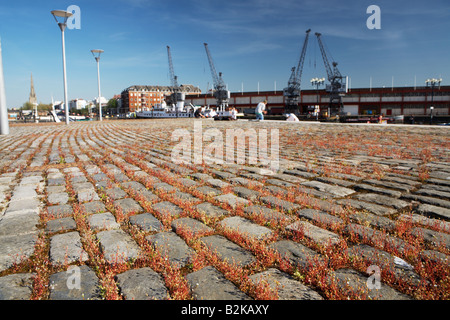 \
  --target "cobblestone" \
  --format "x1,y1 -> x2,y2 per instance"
89,212 -> 121,231
214,193 -> 250,209
49,232 -> 88,266
0,120 -> 448,301
171,217 -> 213,236
333,268 -> 412,300
146,231 -> 194,267
129,212 -> 163,232
219,216 -> 273,240
260,195 -> 300,213
0,273 -> 35,300
286,220 -> 341,245
249,268 -> 323,300
115,267 -> 169,300
195,202 -> 228,218
186,266 -> 250,300
97,229 -> 142,263
45,217 -> 77,234
49,266 -> 101,300
201,235 -> 256,267
270,240 -> 325,270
